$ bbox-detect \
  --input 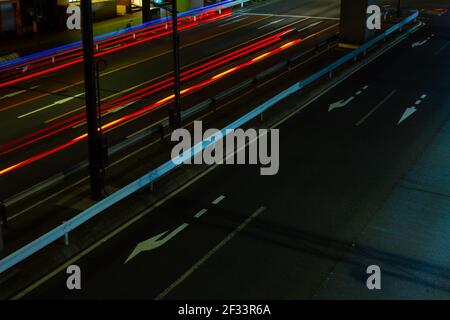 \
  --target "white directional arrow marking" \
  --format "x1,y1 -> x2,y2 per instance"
398,107 -> 417,124
328,96 -> 355,112
412,40 -> 428,48
124,223 -> 189,264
